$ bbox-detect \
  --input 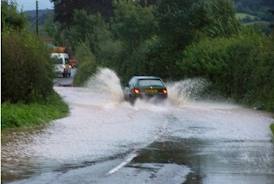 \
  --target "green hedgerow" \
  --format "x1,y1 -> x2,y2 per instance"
2,31 -> 54,103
